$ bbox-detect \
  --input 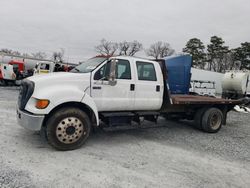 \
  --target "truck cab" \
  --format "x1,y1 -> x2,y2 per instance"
17,56 -> 164,150
9,60 -> 25,77
88,56 -> 164,111
17,56 -> 244,150
33,61 -> 55,75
